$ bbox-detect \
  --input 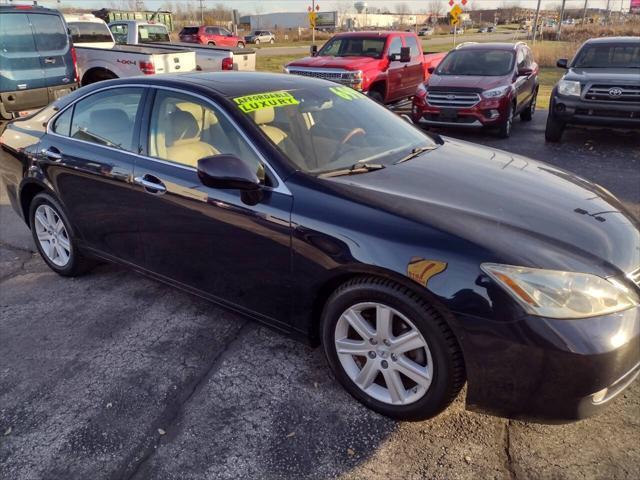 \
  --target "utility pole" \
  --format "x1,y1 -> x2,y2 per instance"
532,0 -> 542,43
557,0 -> 566,40
605,0 -> 611,24
582,0 -> 588,25
199,0 -> 204,25
312,0 -> 315,47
